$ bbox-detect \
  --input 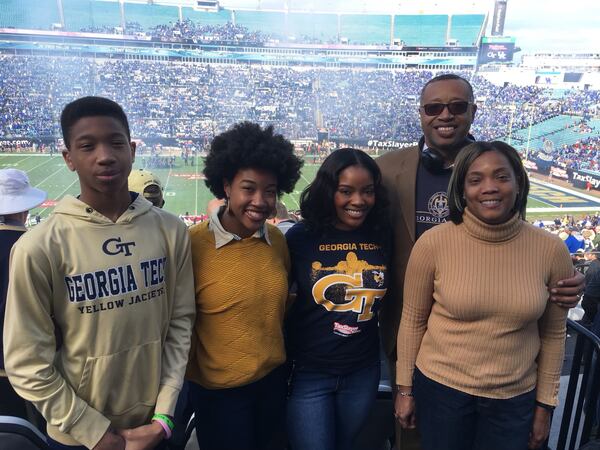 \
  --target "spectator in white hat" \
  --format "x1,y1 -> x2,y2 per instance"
0,168 -> 46,421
